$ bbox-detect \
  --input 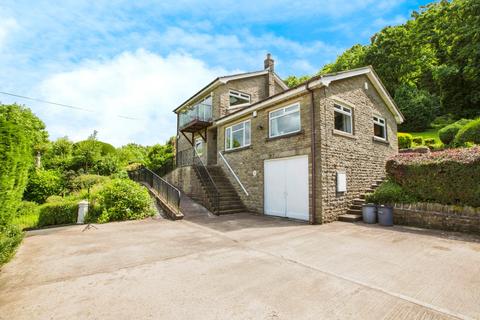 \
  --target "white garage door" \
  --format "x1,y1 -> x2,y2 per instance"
264,155 -> 309,221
